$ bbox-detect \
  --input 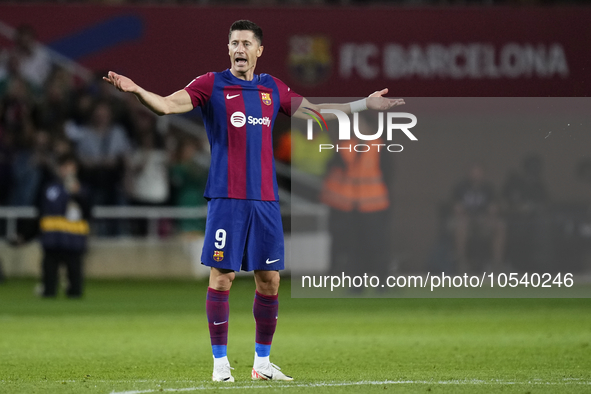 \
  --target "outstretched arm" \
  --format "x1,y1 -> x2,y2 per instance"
103,71 -> 193,116
292,88 -> 405,120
